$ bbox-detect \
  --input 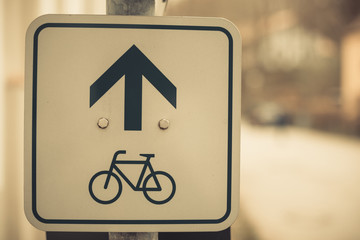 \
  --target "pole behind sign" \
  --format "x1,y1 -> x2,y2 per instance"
106,2 -> 159,239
